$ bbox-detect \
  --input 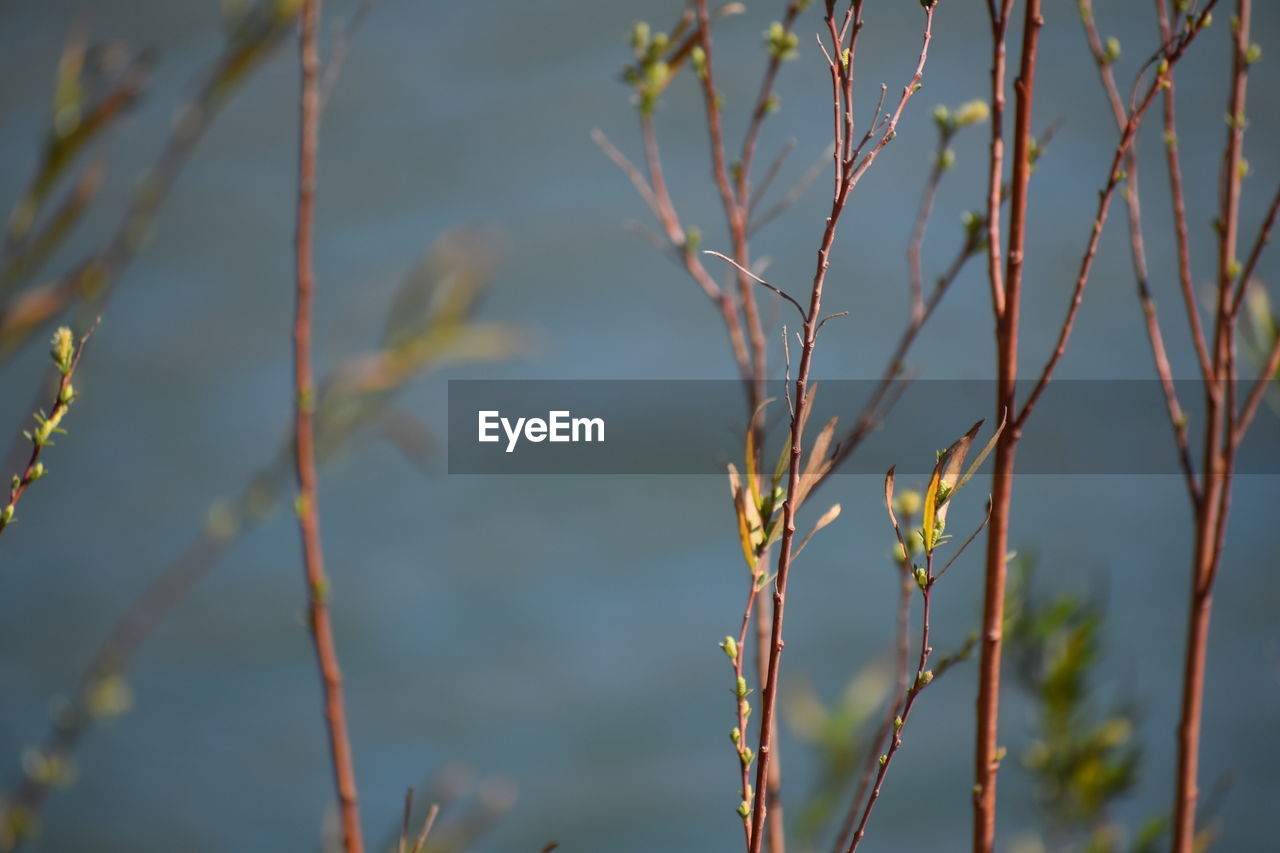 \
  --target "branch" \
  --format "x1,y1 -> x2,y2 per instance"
294,3 -> 363,850
1015,3 -> 1220,431
0,324 -> 95,541
1078,0 -> 1199,503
